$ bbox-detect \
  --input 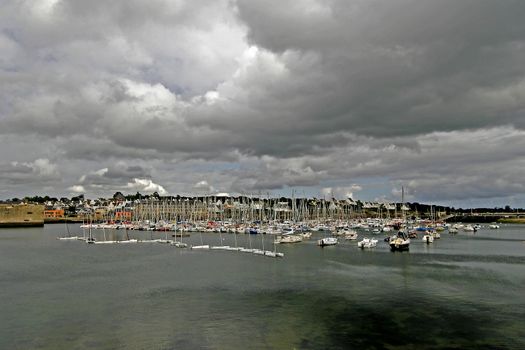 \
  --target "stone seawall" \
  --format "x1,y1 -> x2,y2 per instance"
0,204 -> 44,227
